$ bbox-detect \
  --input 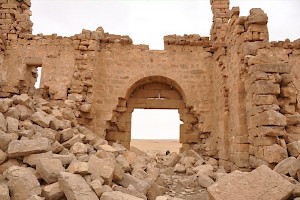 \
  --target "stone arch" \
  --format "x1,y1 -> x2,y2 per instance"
105,76 -> 200,150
